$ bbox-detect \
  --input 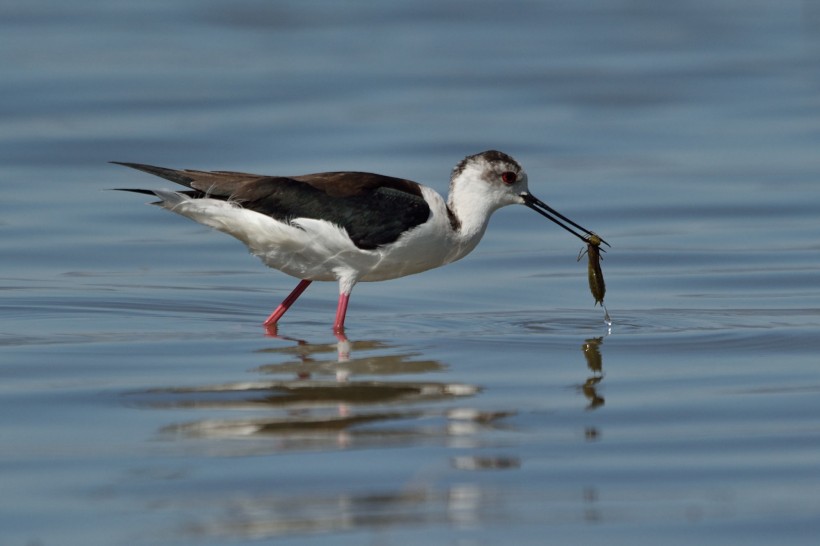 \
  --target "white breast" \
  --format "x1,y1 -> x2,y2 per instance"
158,187 -> 477,286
